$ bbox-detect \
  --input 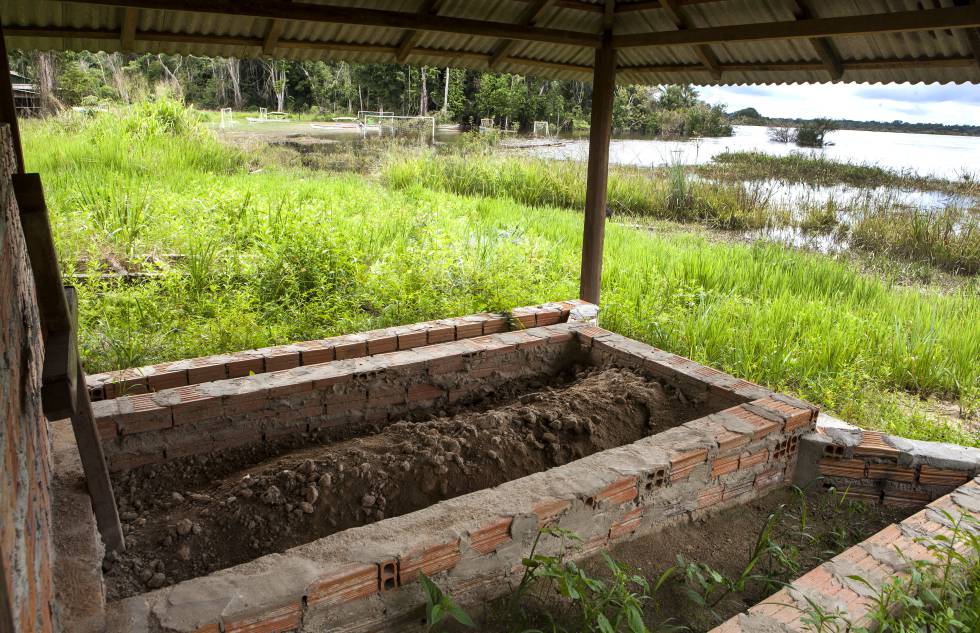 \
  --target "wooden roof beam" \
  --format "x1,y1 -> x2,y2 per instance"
4,24 -> 595,74
120,7 -> 138,51
489,0 -> 557,70
262,19 -> 284,55
64,0 -> 602,48
620,55 -> 979,75
791,0 -> 843,81
612,4 -> 980,48
659,0 -> 721,79
395,0 -> 442,64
